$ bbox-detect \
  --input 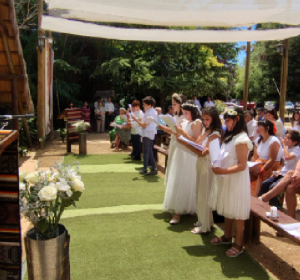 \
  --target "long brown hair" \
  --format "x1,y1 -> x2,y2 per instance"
291,111 -> 300,128
173,93 -> 186,116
